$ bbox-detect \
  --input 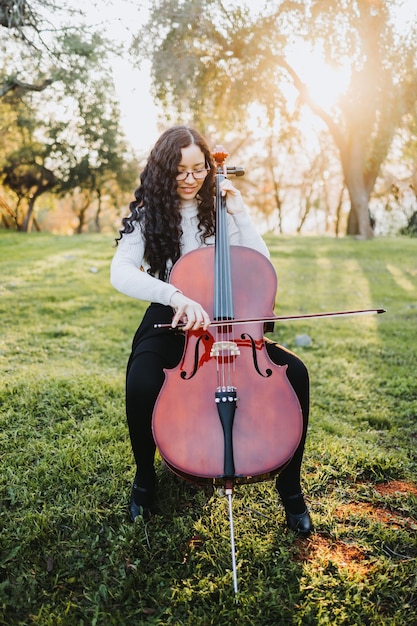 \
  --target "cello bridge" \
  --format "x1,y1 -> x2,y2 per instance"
210,341 -> 240,357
